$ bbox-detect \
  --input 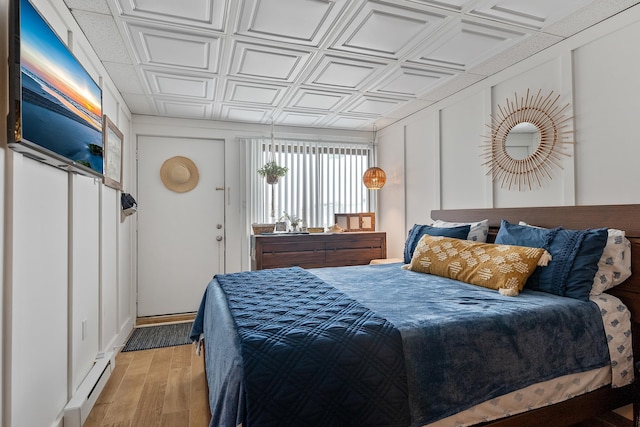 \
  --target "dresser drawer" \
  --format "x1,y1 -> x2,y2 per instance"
325,247 -> 385,267
260,240 -> 325,254
251,232 -> 386,270
325,236 -> 385,251
261,251 -> 326,269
